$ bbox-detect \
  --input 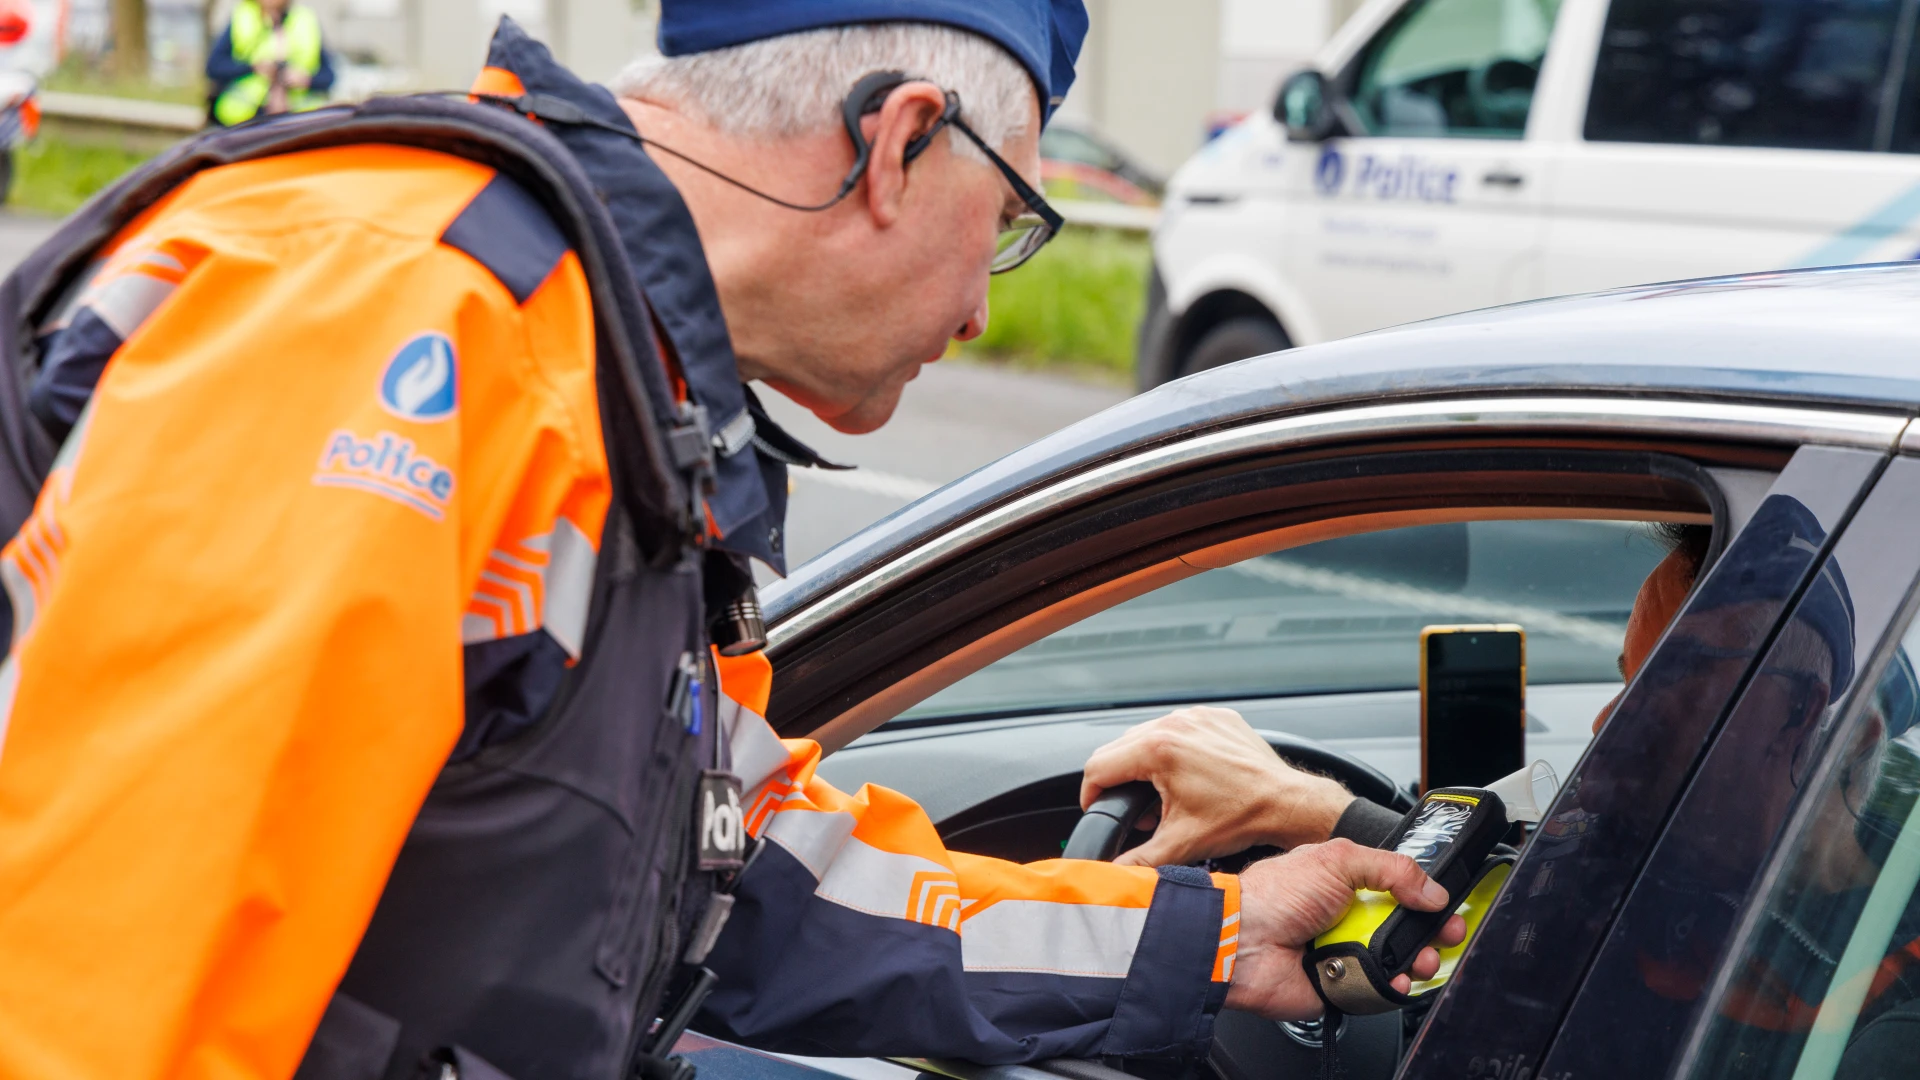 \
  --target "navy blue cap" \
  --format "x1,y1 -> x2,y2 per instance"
657,0 -> 1089,123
